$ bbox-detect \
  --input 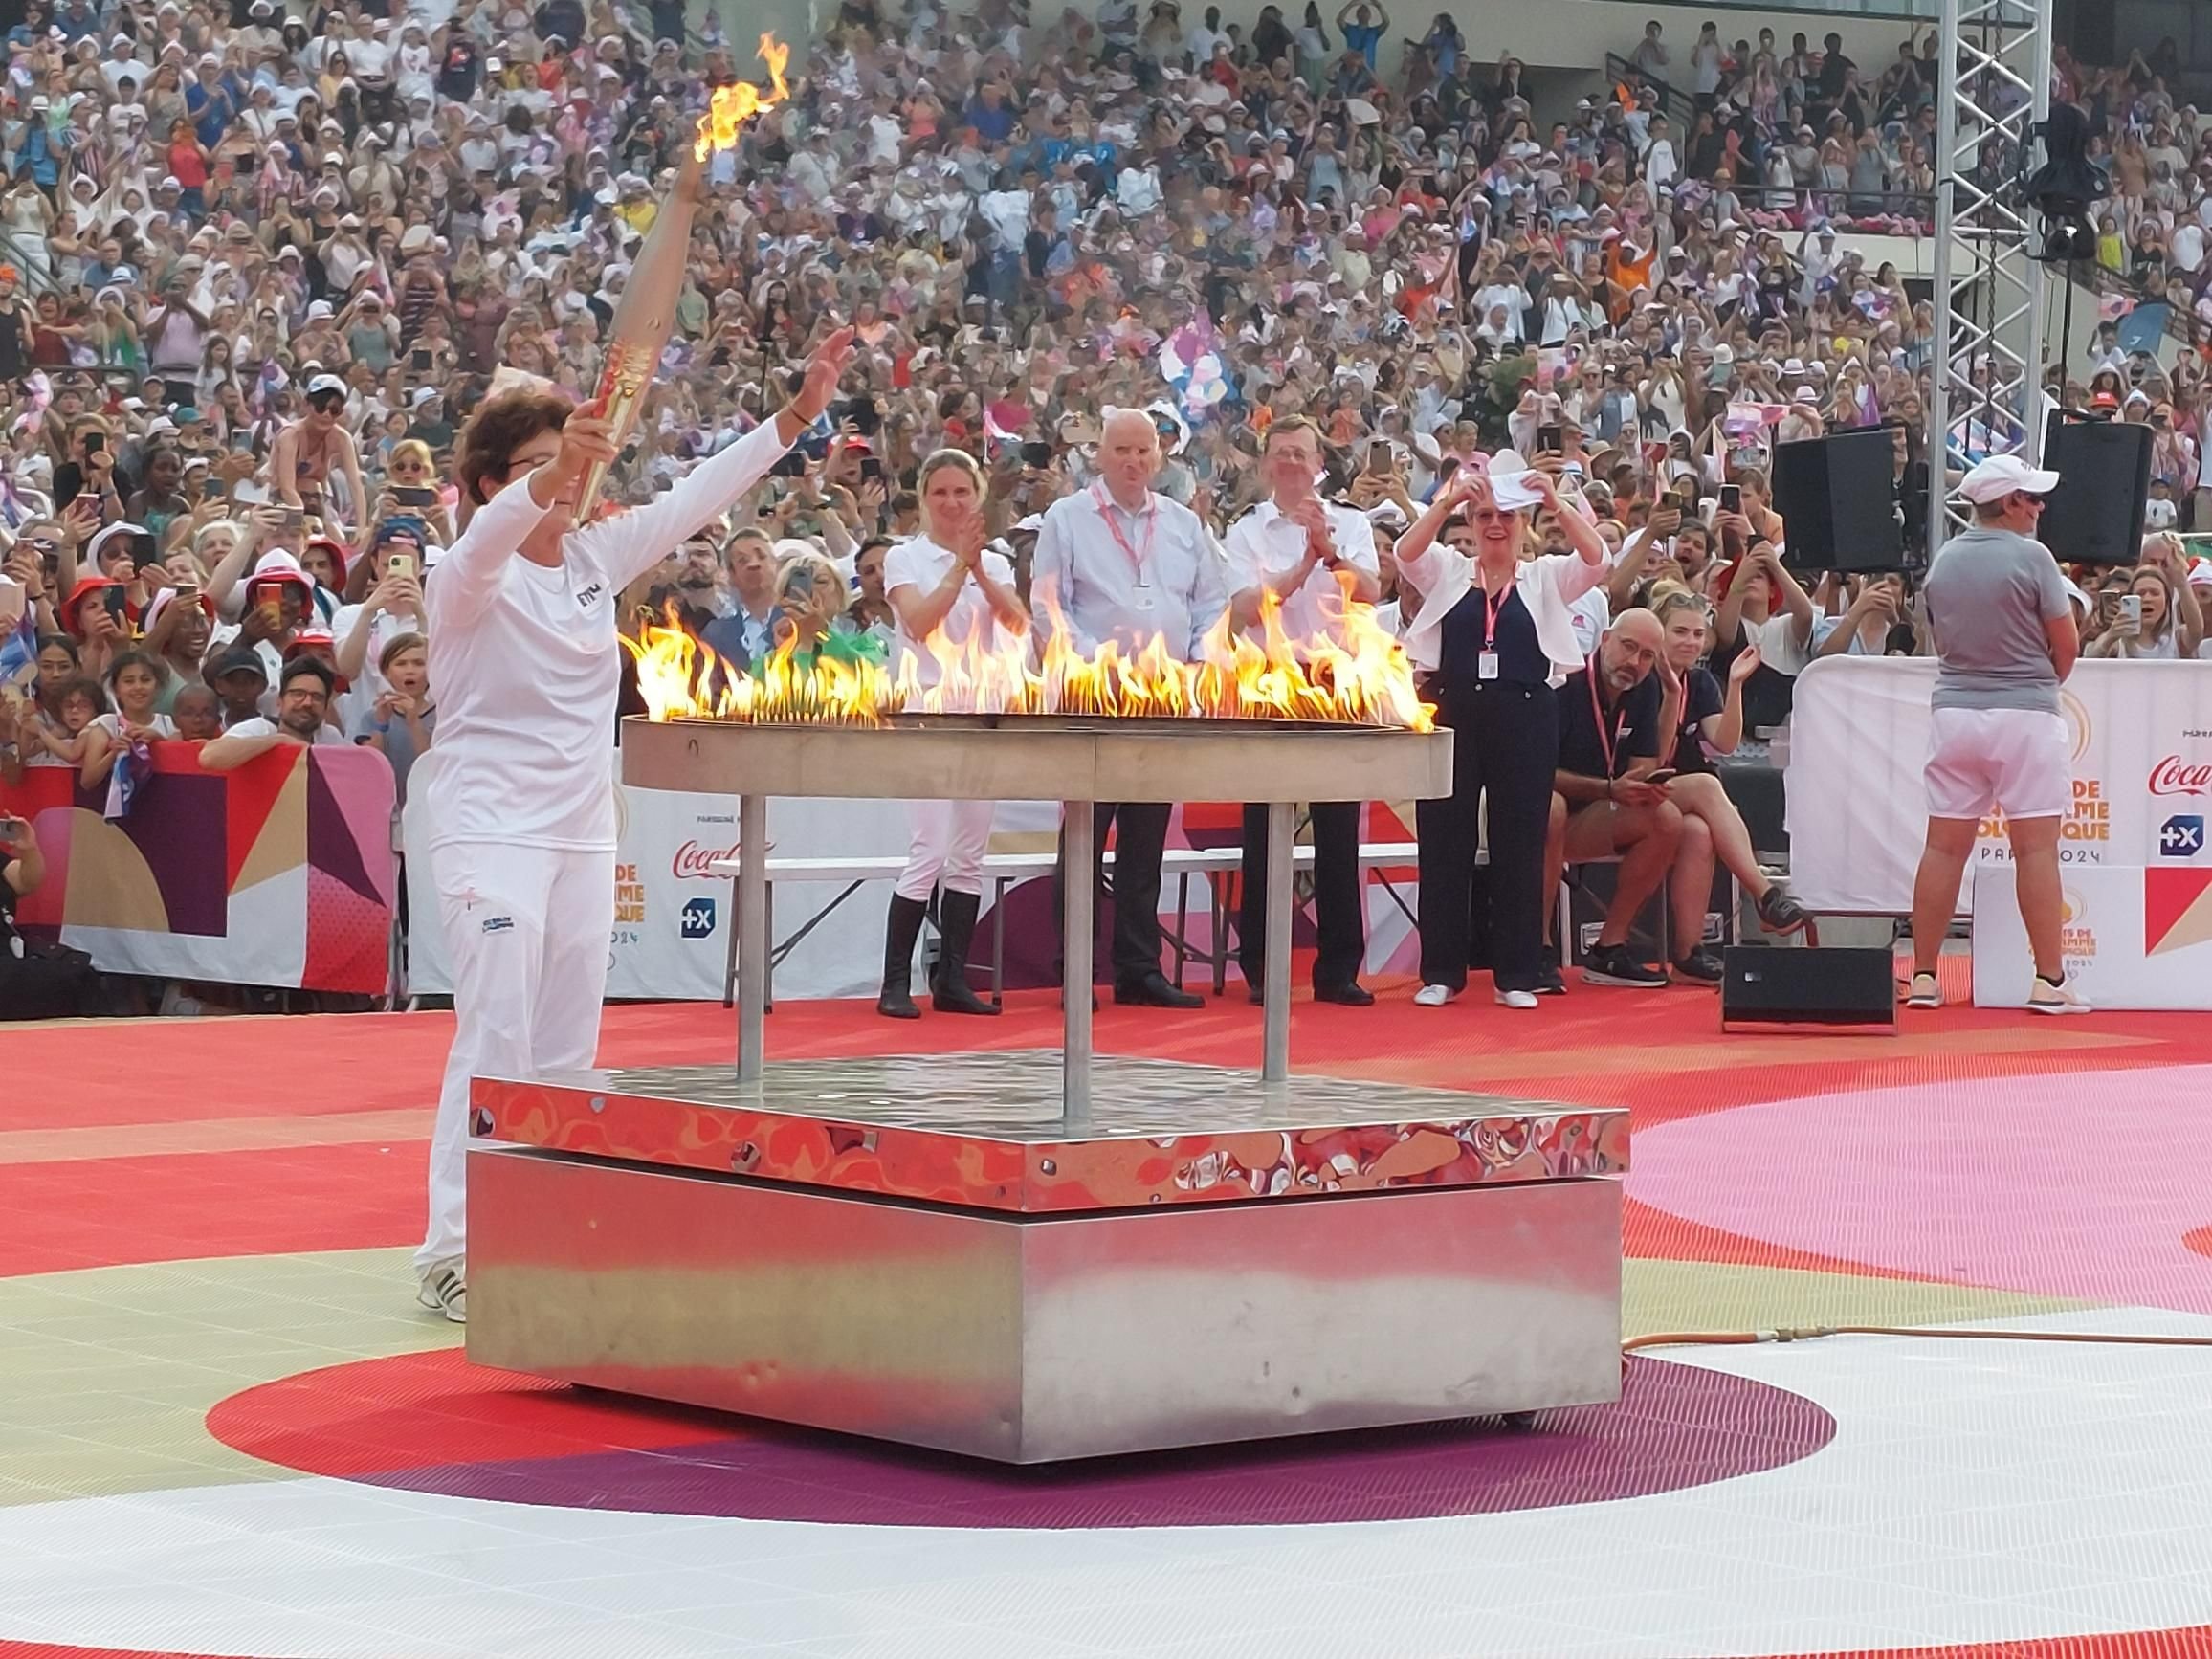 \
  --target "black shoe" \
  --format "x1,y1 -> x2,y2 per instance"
1582,944 -> 1669,988
1534,962 -> 1567,997
876,893 -> 927,1020
1115,973 -> 1205,1009
1670,946 -> 1725,985
1313,981 -> 1375,1006
1247,984 -> 1265,1005
1756,884 -> 1811,936
930,890 -> 1000,1016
